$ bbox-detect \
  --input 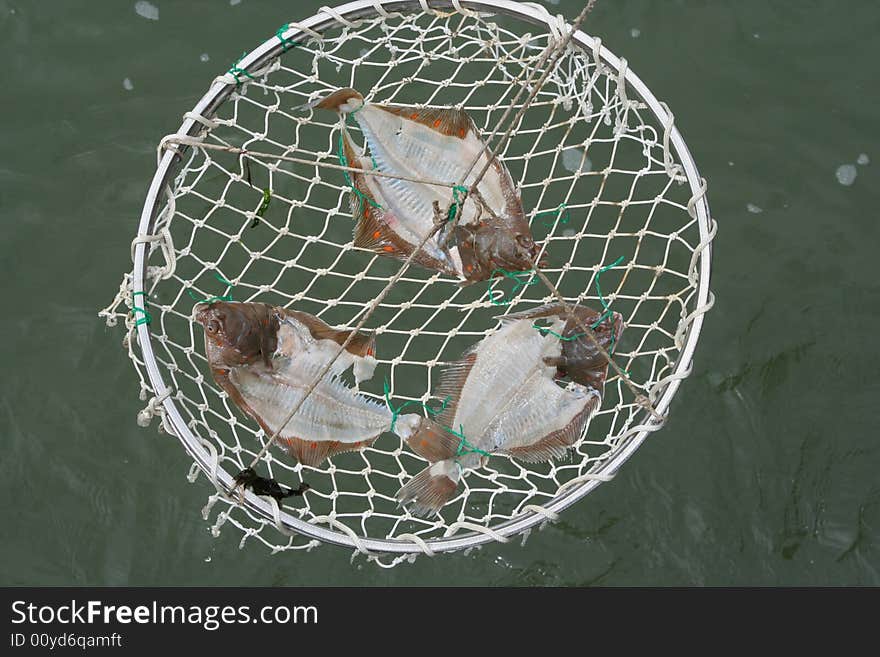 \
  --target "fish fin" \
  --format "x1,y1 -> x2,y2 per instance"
352,203 -> 414,259
497,302 -> 568,323
354,208 -> 460,276
279,435 -> 379,468
502,402 -> 596,463
312,88 -> 364,114
402,418 -> 462,462
433,352 -> 478,428
279,308 -> 376,358
377,104 -> 476,139
396,460 -> 461,517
